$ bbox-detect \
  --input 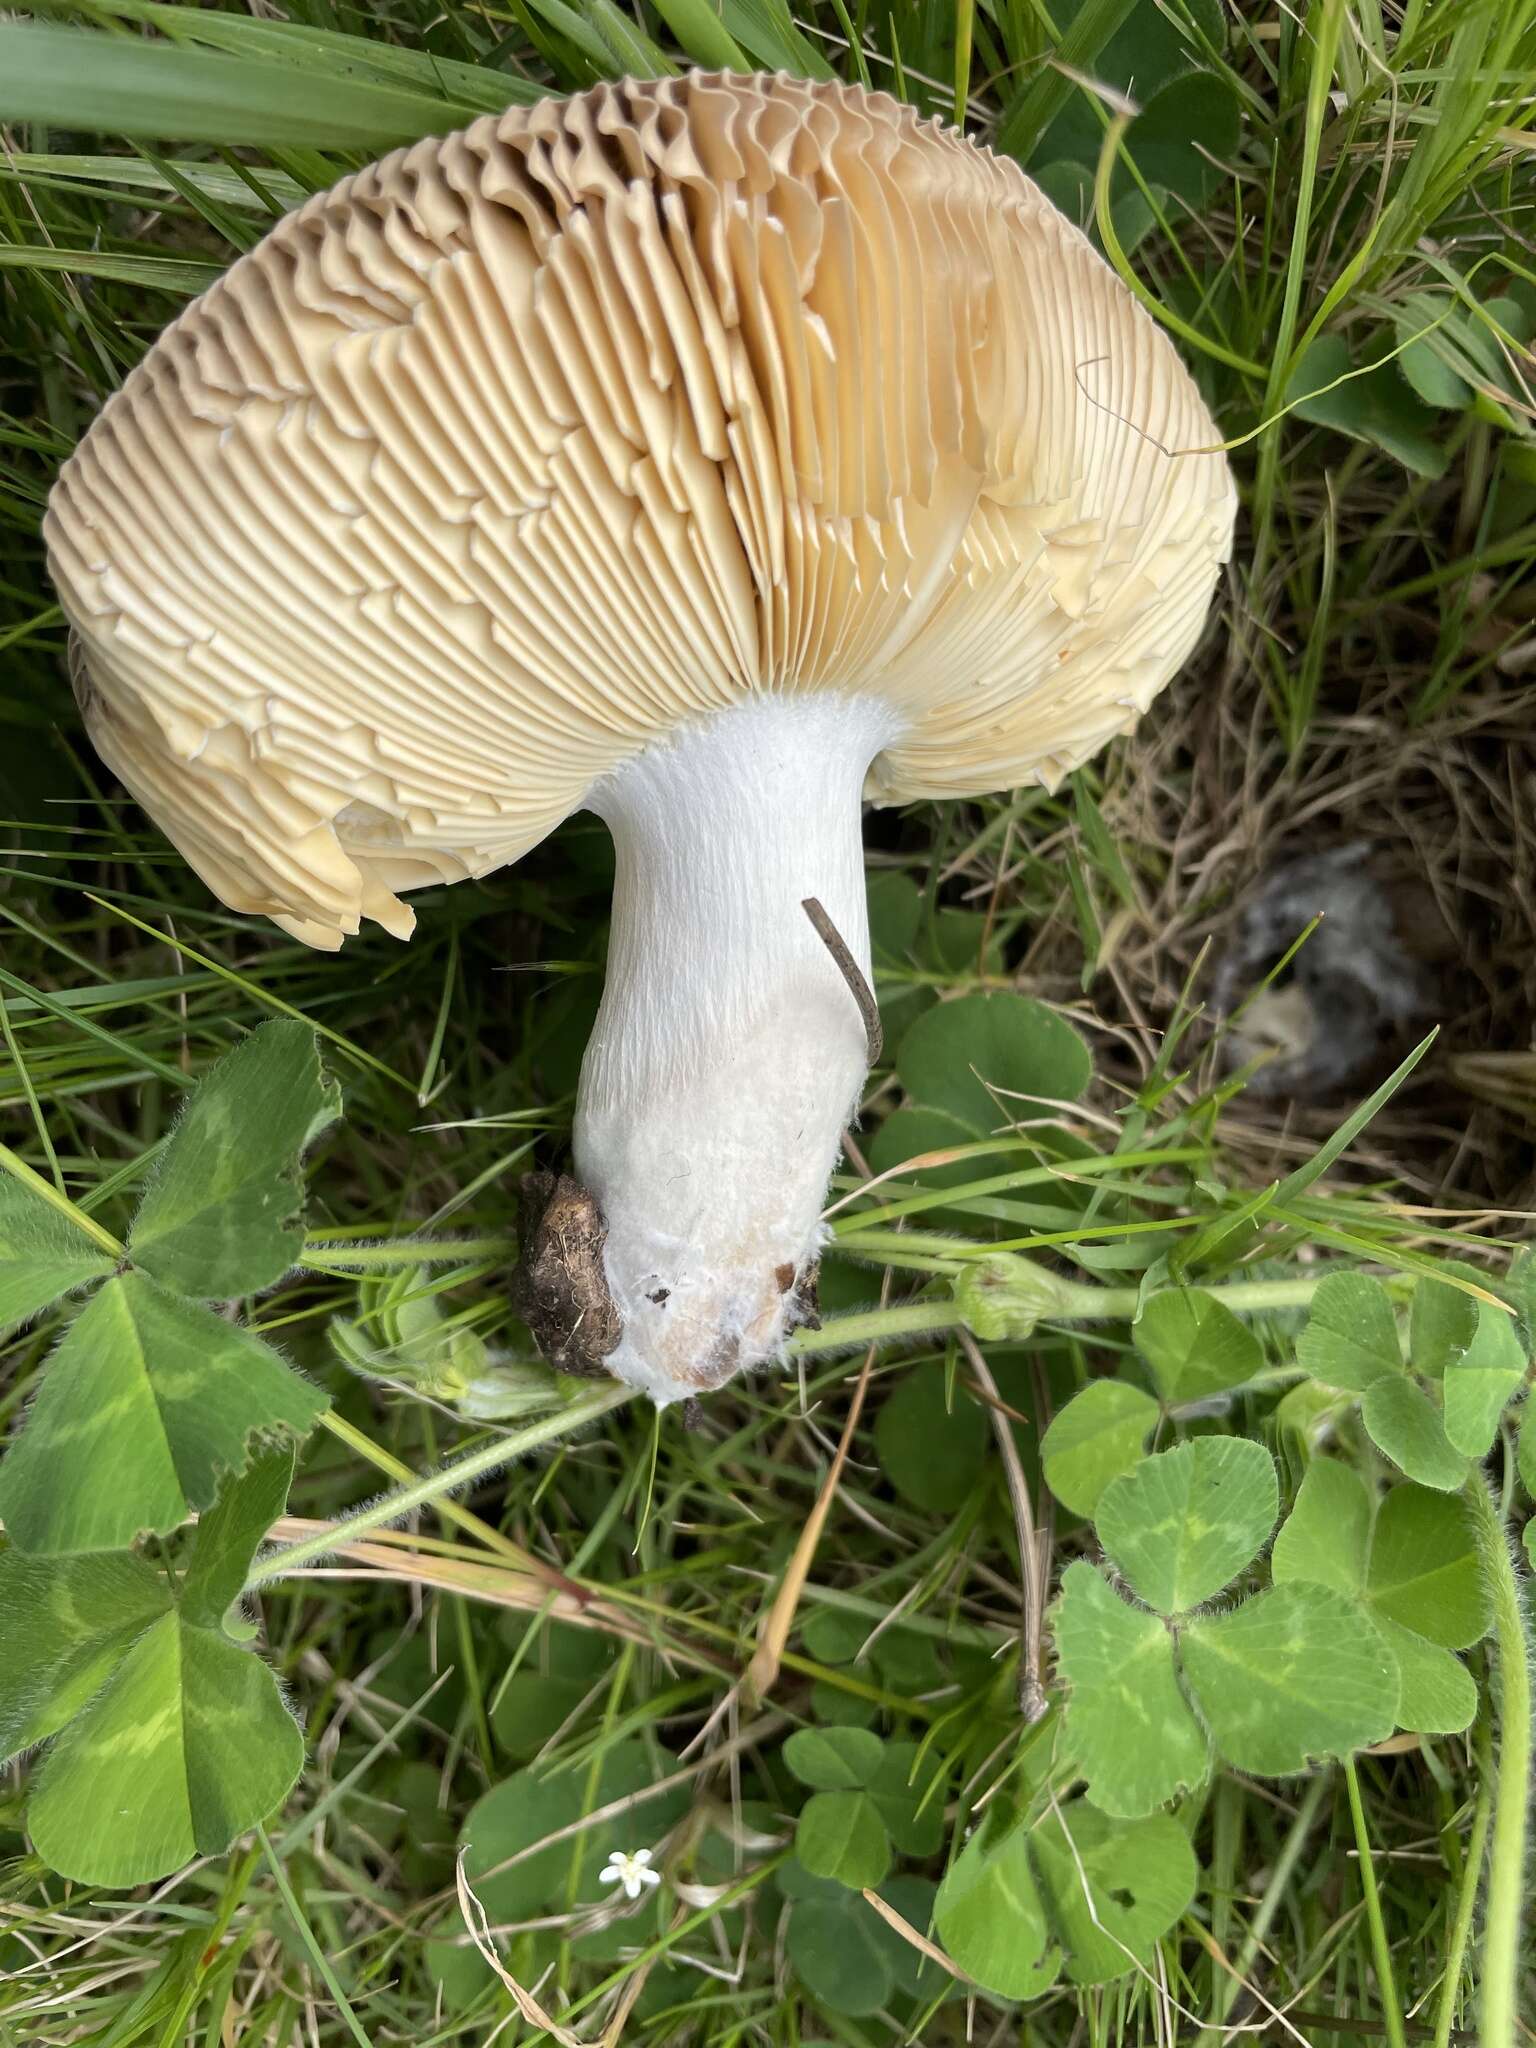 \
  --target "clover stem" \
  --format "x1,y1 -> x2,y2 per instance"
1461,1472 -> 1532,2048
246,1382 -> 636,1588
298,1235 -> 514,1270
1060,1273 -> 1374,1321
788,1299 -> 961,1356
815,1249 -> 1409,1326
789,1270 -> 1392,1359
1345,1756 -> 1408,2048
1433,1756 -> 1491,2048
317,1410 -> 531,1563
